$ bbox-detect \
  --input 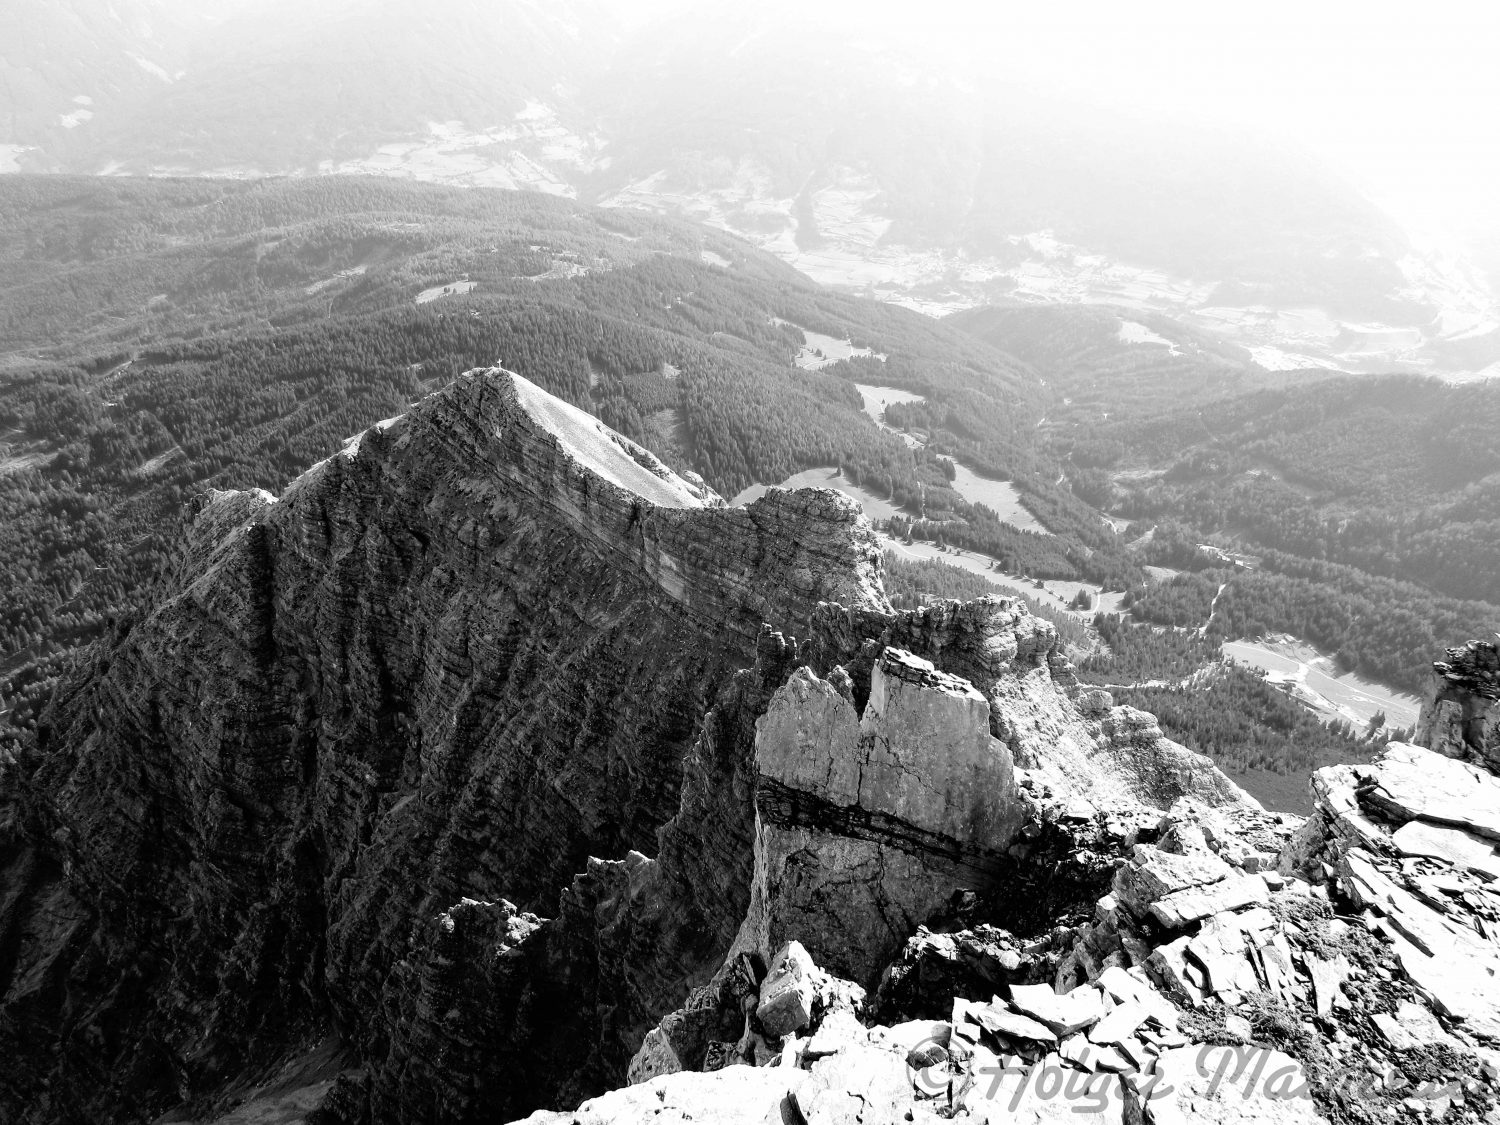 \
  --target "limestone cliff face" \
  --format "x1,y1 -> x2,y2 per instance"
740,648 -> 1026,987
532,645 -> 1500,1125
1417,636 -> 1500,771
0,368 -> 1249,1124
